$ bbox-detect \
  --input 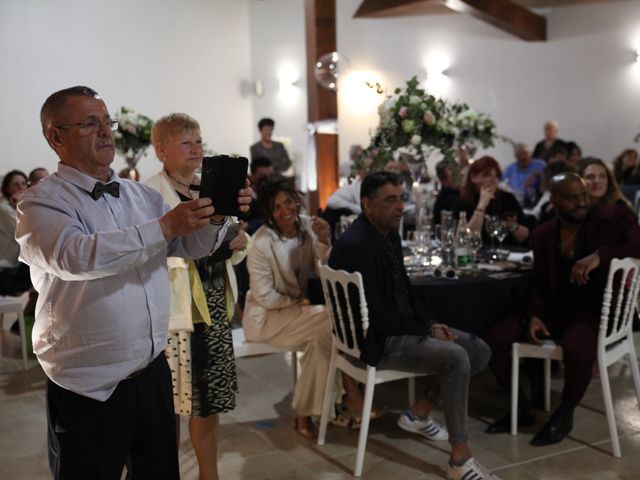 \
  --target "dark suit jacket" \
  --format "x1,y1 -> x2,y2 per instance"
433,186 -> 460,226
532,138 -> 566,162
528,204 -> 640,324
328,215 -> 433,366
